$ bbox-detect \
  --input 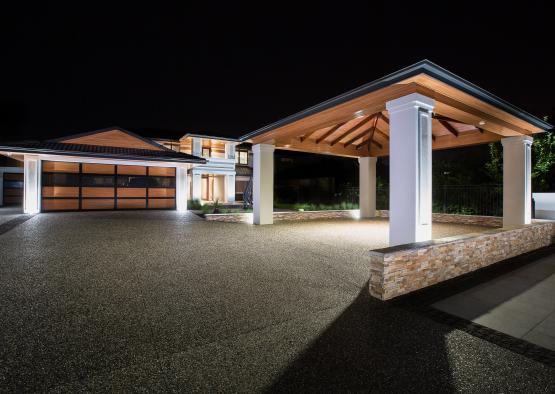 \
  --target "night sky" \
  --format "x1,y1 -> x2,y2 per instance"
1,4 -> 553,143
